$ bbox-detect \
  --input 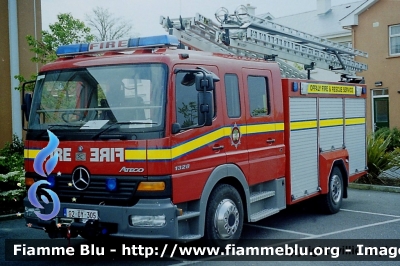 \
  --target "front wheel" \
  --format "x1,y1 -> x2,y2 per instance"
320,167 -> 343,214
204,184 -> 244,247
